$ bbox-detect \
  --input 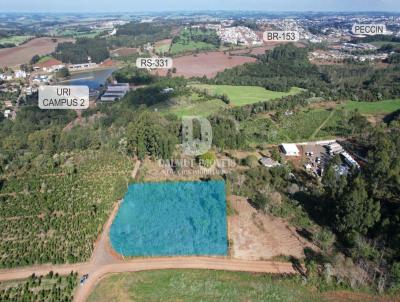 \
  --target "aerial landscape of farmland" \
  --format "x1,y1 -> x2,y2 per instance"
1,2 -> 400,302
